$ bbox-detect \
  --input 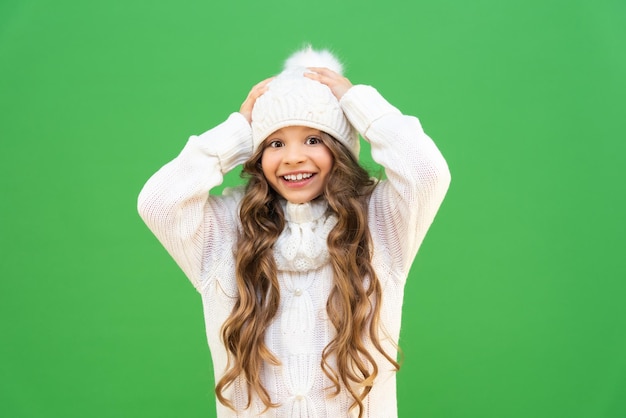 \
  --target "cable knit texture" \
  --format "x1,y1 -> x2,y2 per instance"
275,200 -> 337,272
251,46 -> 358,157
138,85 -> 451,417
